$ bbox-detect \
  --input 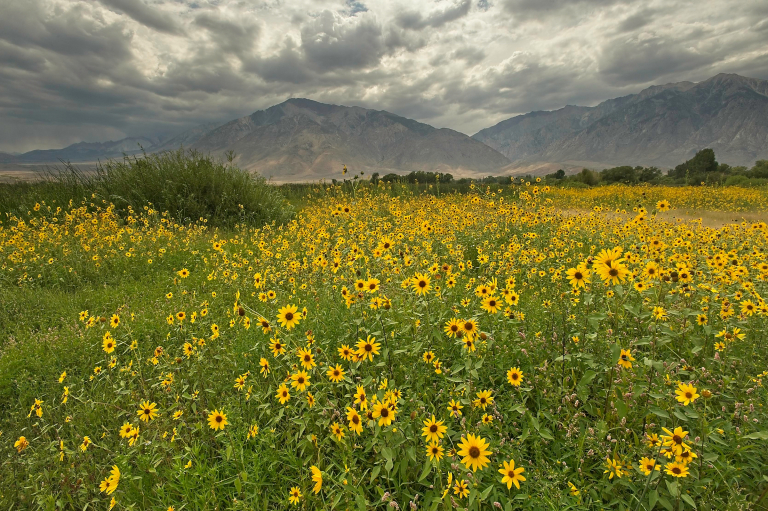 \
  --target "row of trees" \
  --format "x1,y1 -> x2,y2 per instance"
335,149 -> 768,188
544,149 -> 768,186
